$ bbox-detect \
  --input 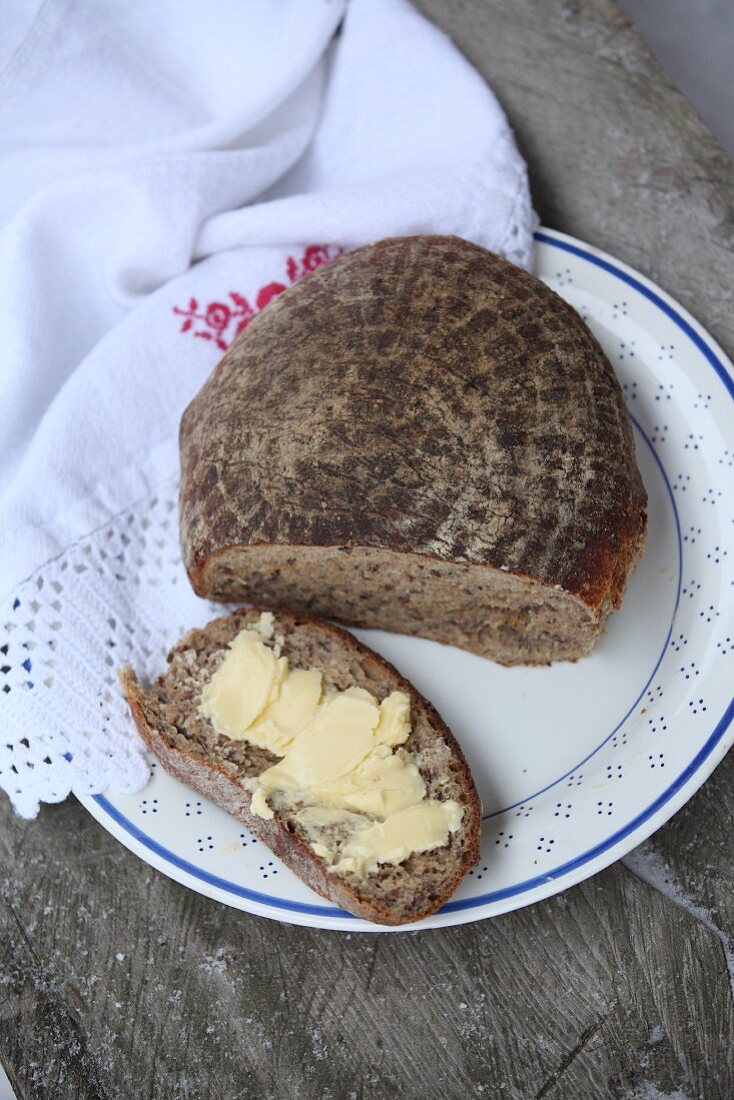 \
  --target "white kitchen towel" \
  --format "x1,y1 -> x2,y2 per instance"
0,0 -> 537,817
